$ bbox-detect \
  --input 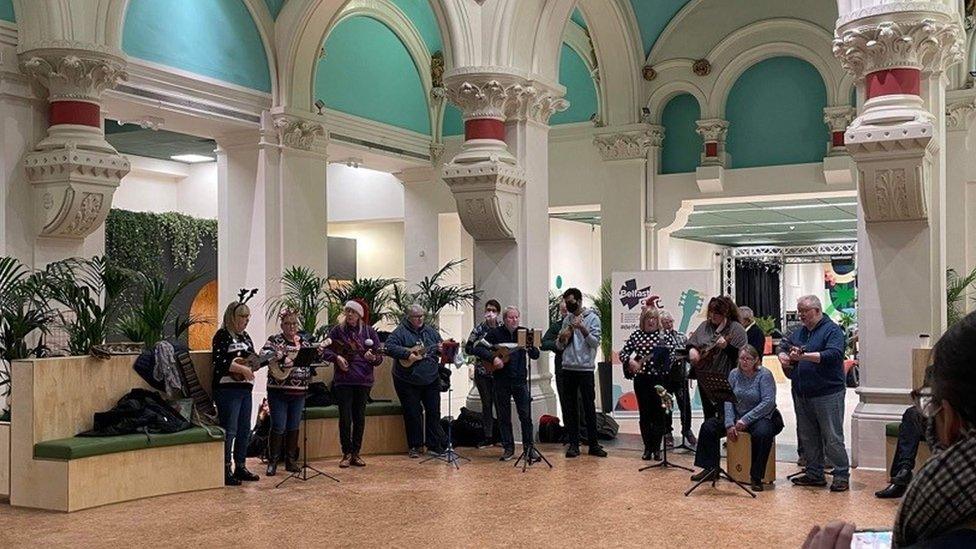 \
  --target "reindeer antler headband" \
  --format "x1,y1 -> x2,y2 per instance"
234,288 -> 258,313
